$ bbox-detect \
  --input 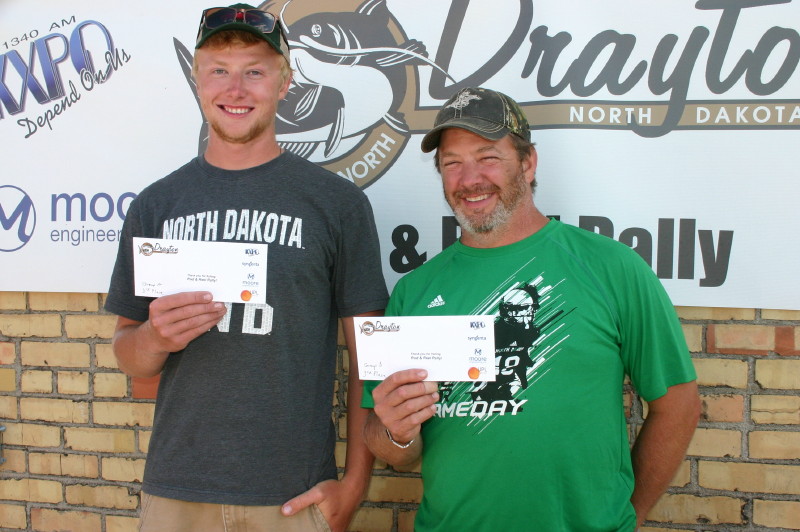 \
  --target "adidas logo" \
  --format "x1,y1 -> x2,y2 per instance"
427,295 -> 446,308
